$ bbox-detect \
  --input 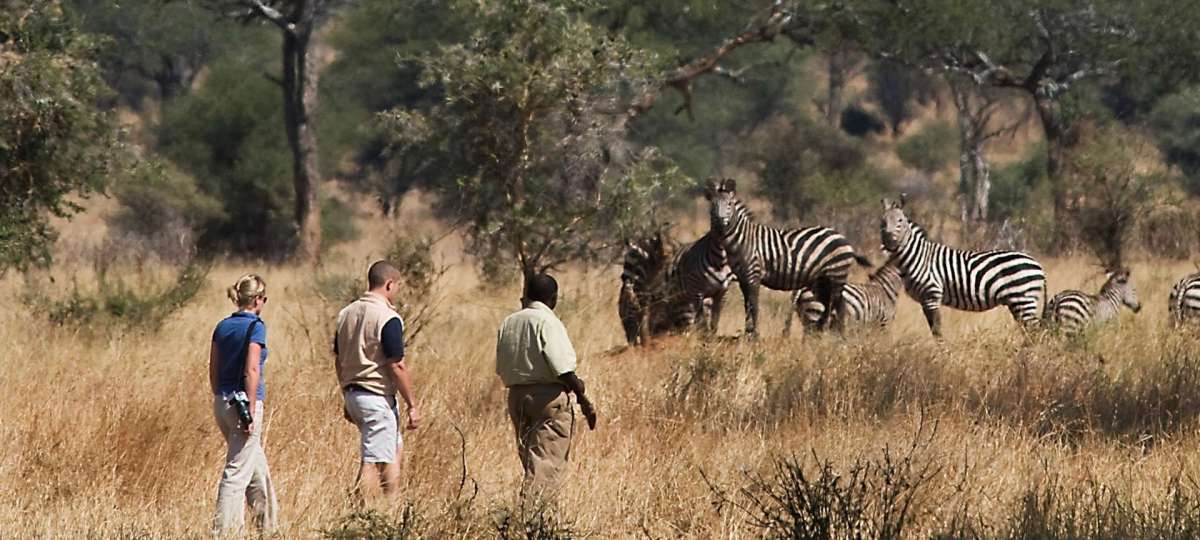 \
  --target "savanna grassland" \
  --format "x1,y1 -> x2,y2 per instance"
6,218 -> 1200,539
